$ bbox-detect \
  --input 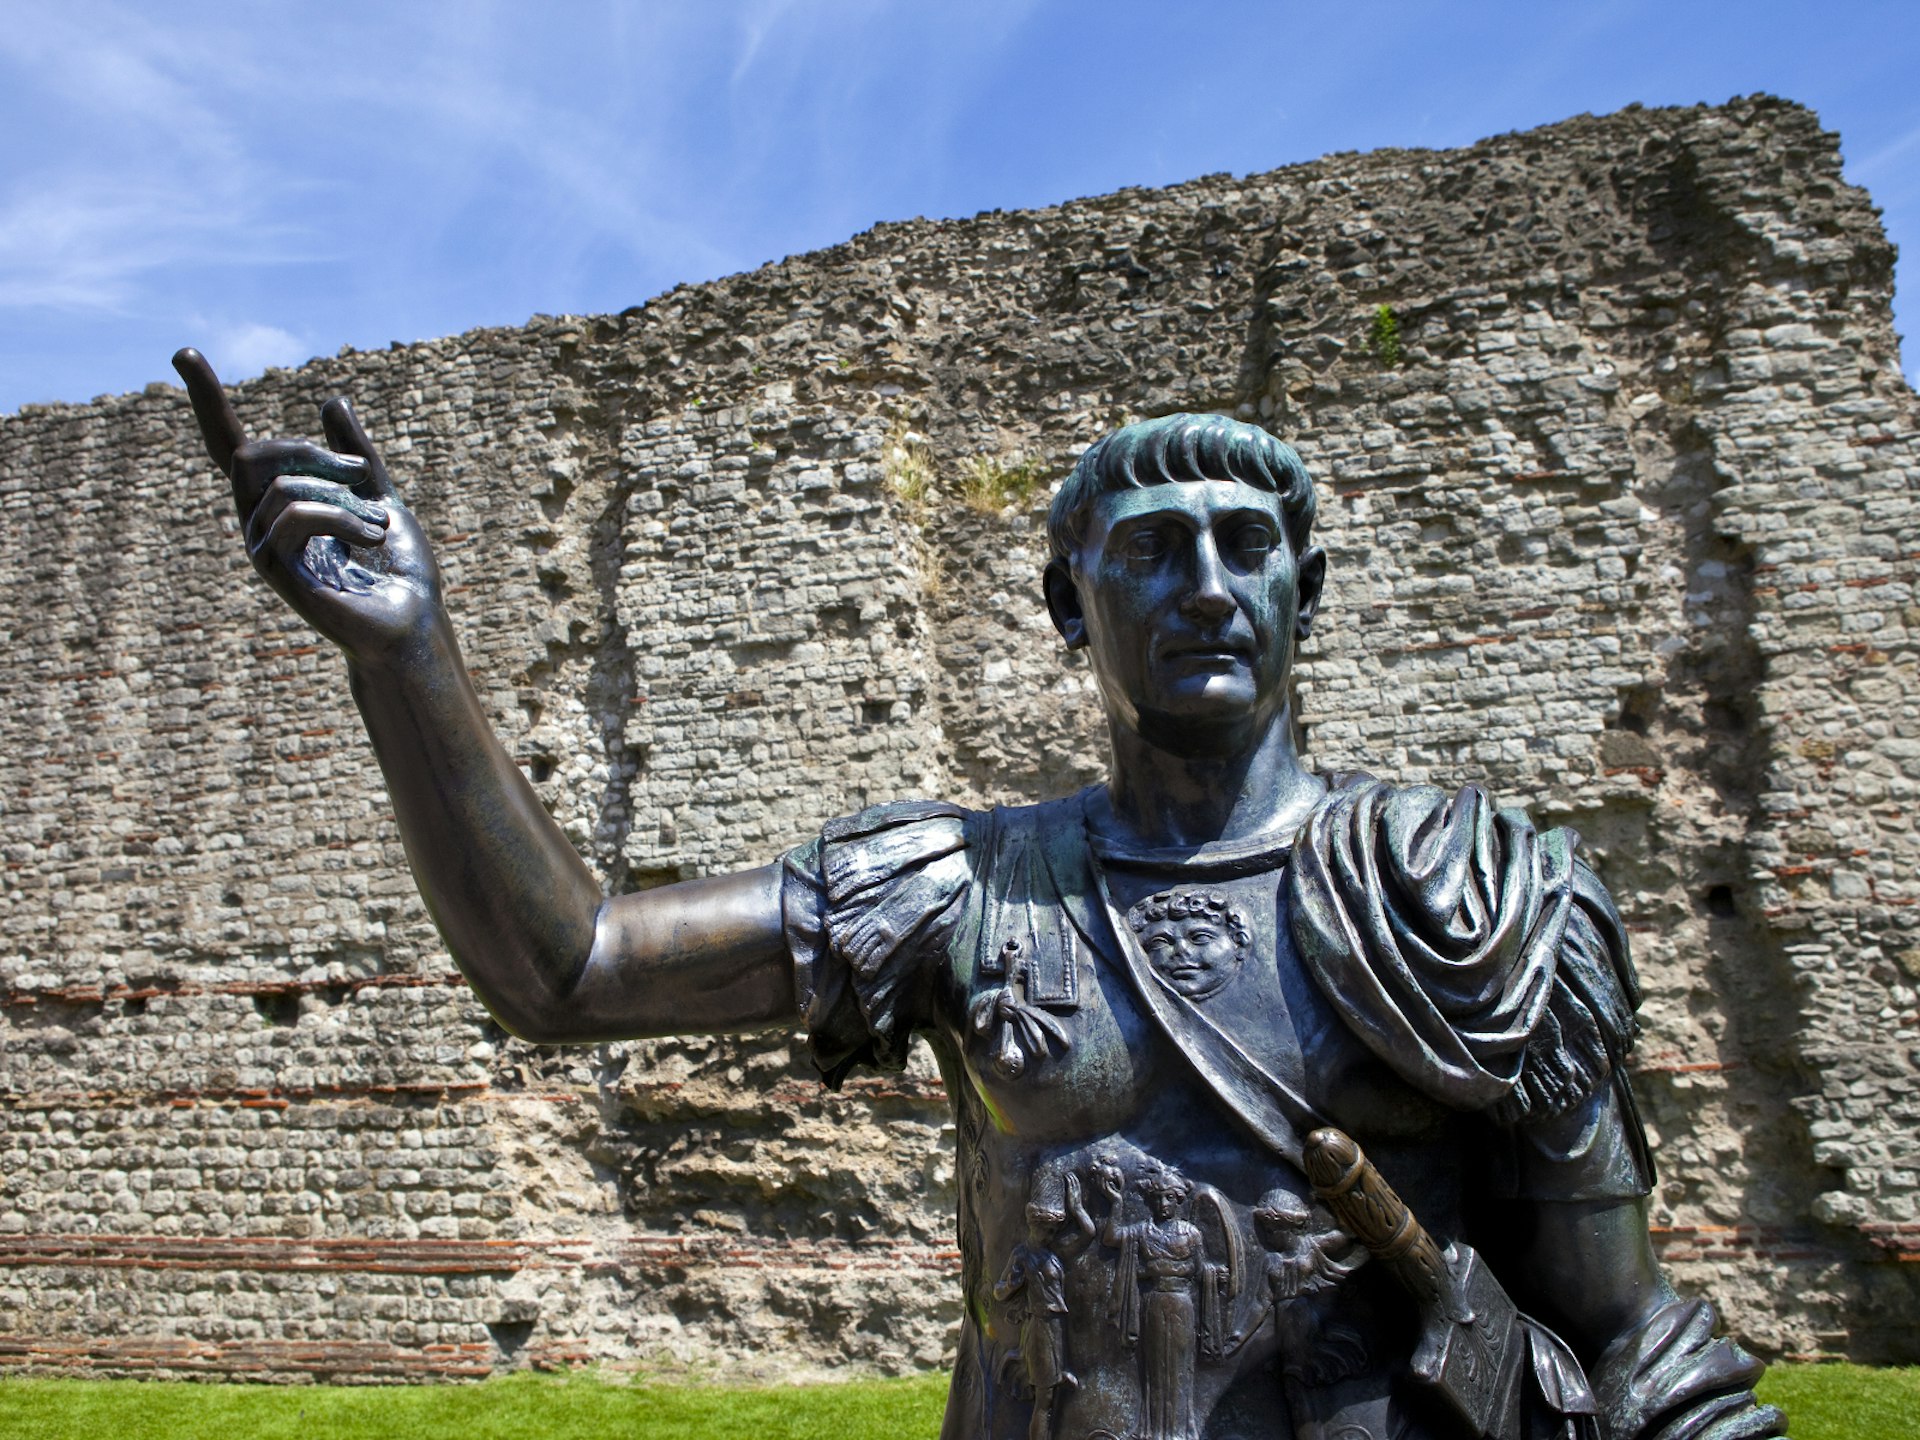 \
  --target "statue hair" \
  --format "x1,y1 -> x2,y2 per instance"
1046,413 -> 1317,565
1136,1161 -> 1193,1203
1252,1189 -> 1313,1230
